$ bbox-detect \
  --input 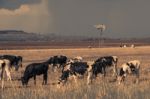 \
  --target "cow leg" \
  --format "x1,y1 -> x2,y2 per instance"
63,79 -> 67,85
121,76 -> 126,84
135,69 -> 140,84
61,66 -> 64,73
87,71 -> 93,85
61,64 -> 65,73
54,64 -> 59,72
0,69 -> 1,80
51,64 -> 57,72
118,76 -> 125,85
56,64 -> 60,69
5,68 -> 11,81
73,75 -> 77,83
92,70 -> 97,79
52,65 -> 55,72
102,67 -> 106,77
58,64 -> 61,68
43,73 -> 48,85
1,69 -> 4,89
113,64 -> 118,77
34,75 -> 36,85
118,77 -> 122,85
93,73 -> 97,79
